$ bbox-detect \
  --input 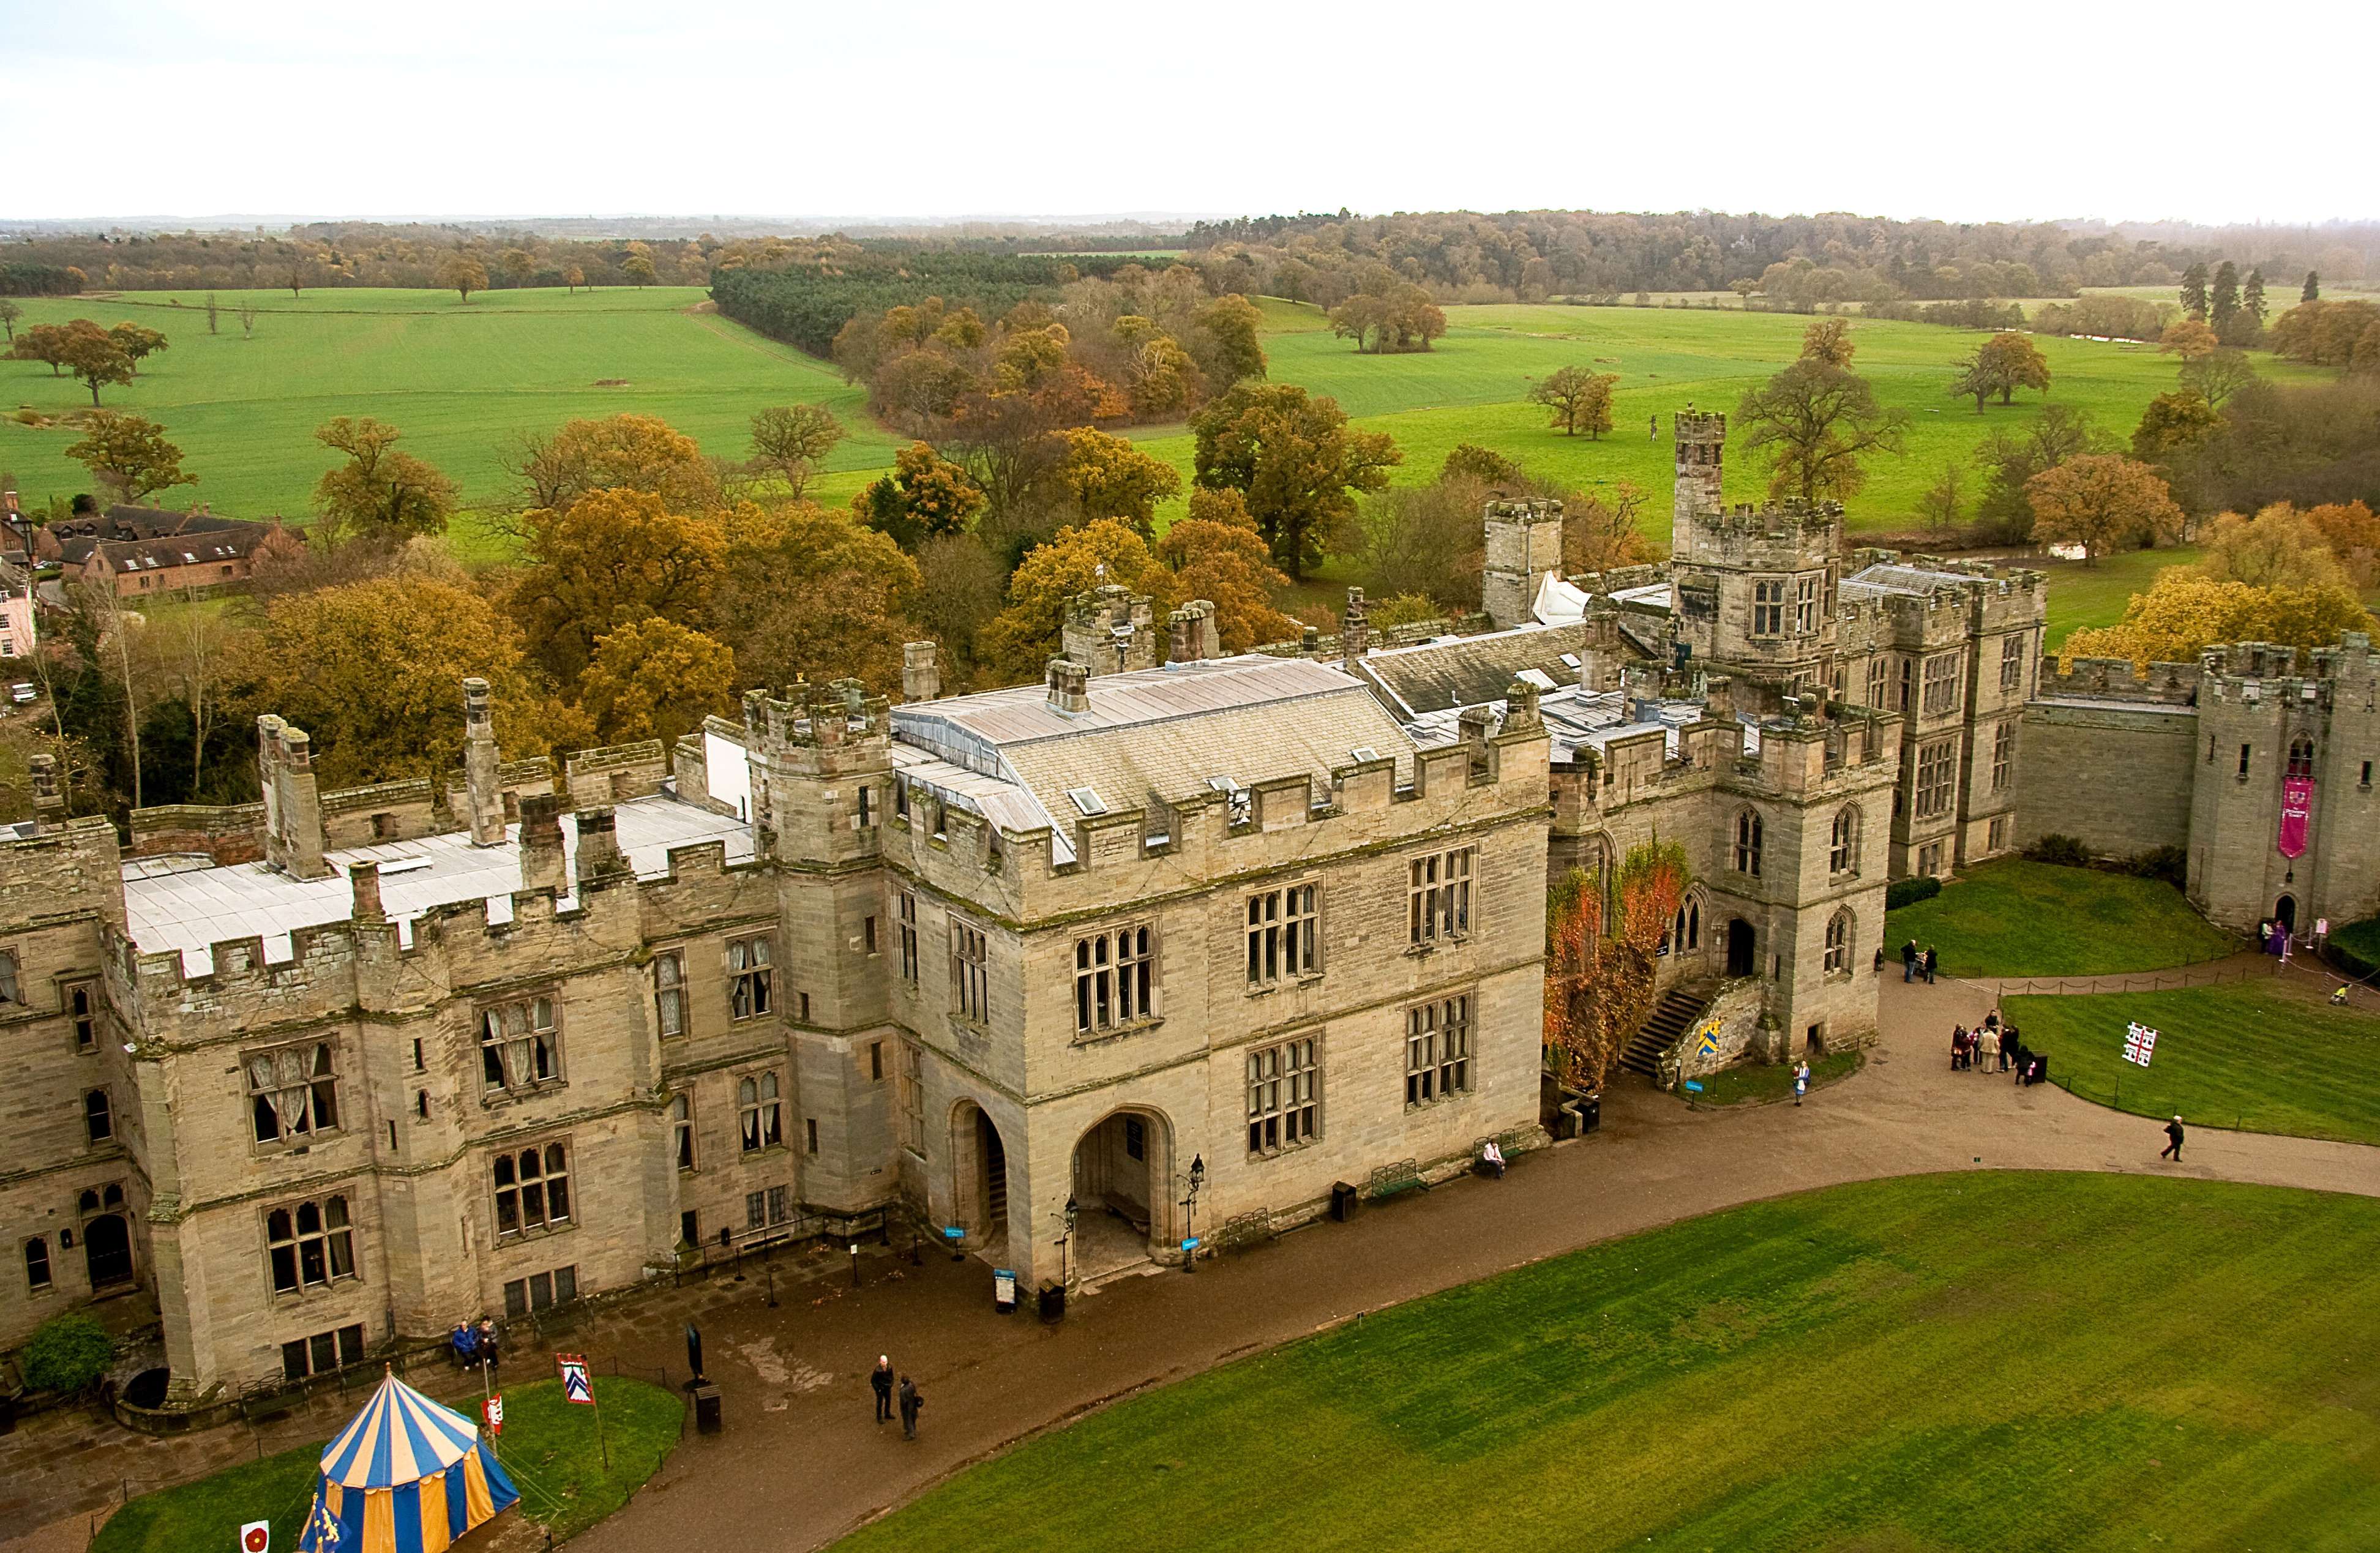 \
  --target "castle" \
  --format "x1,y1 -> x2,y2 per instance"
5,412 -> 2367,1417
